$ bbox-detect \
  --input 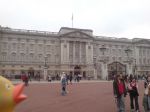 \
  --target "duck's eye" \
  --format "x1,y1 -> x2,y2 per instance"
5,84 -> 11,90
